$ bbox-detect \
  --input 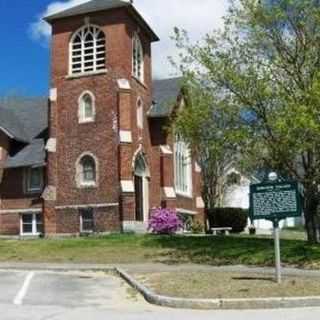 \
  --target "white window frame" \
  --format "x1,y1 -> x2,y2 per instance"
76,153 -> 98,188
25,167 -> 43,194
78,91 -> 96,123
69,24 -> 106,76
174,139 -> 193,197
20,213 -> 43,236
132,34 -> 144,83
136,97 -> 144,129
